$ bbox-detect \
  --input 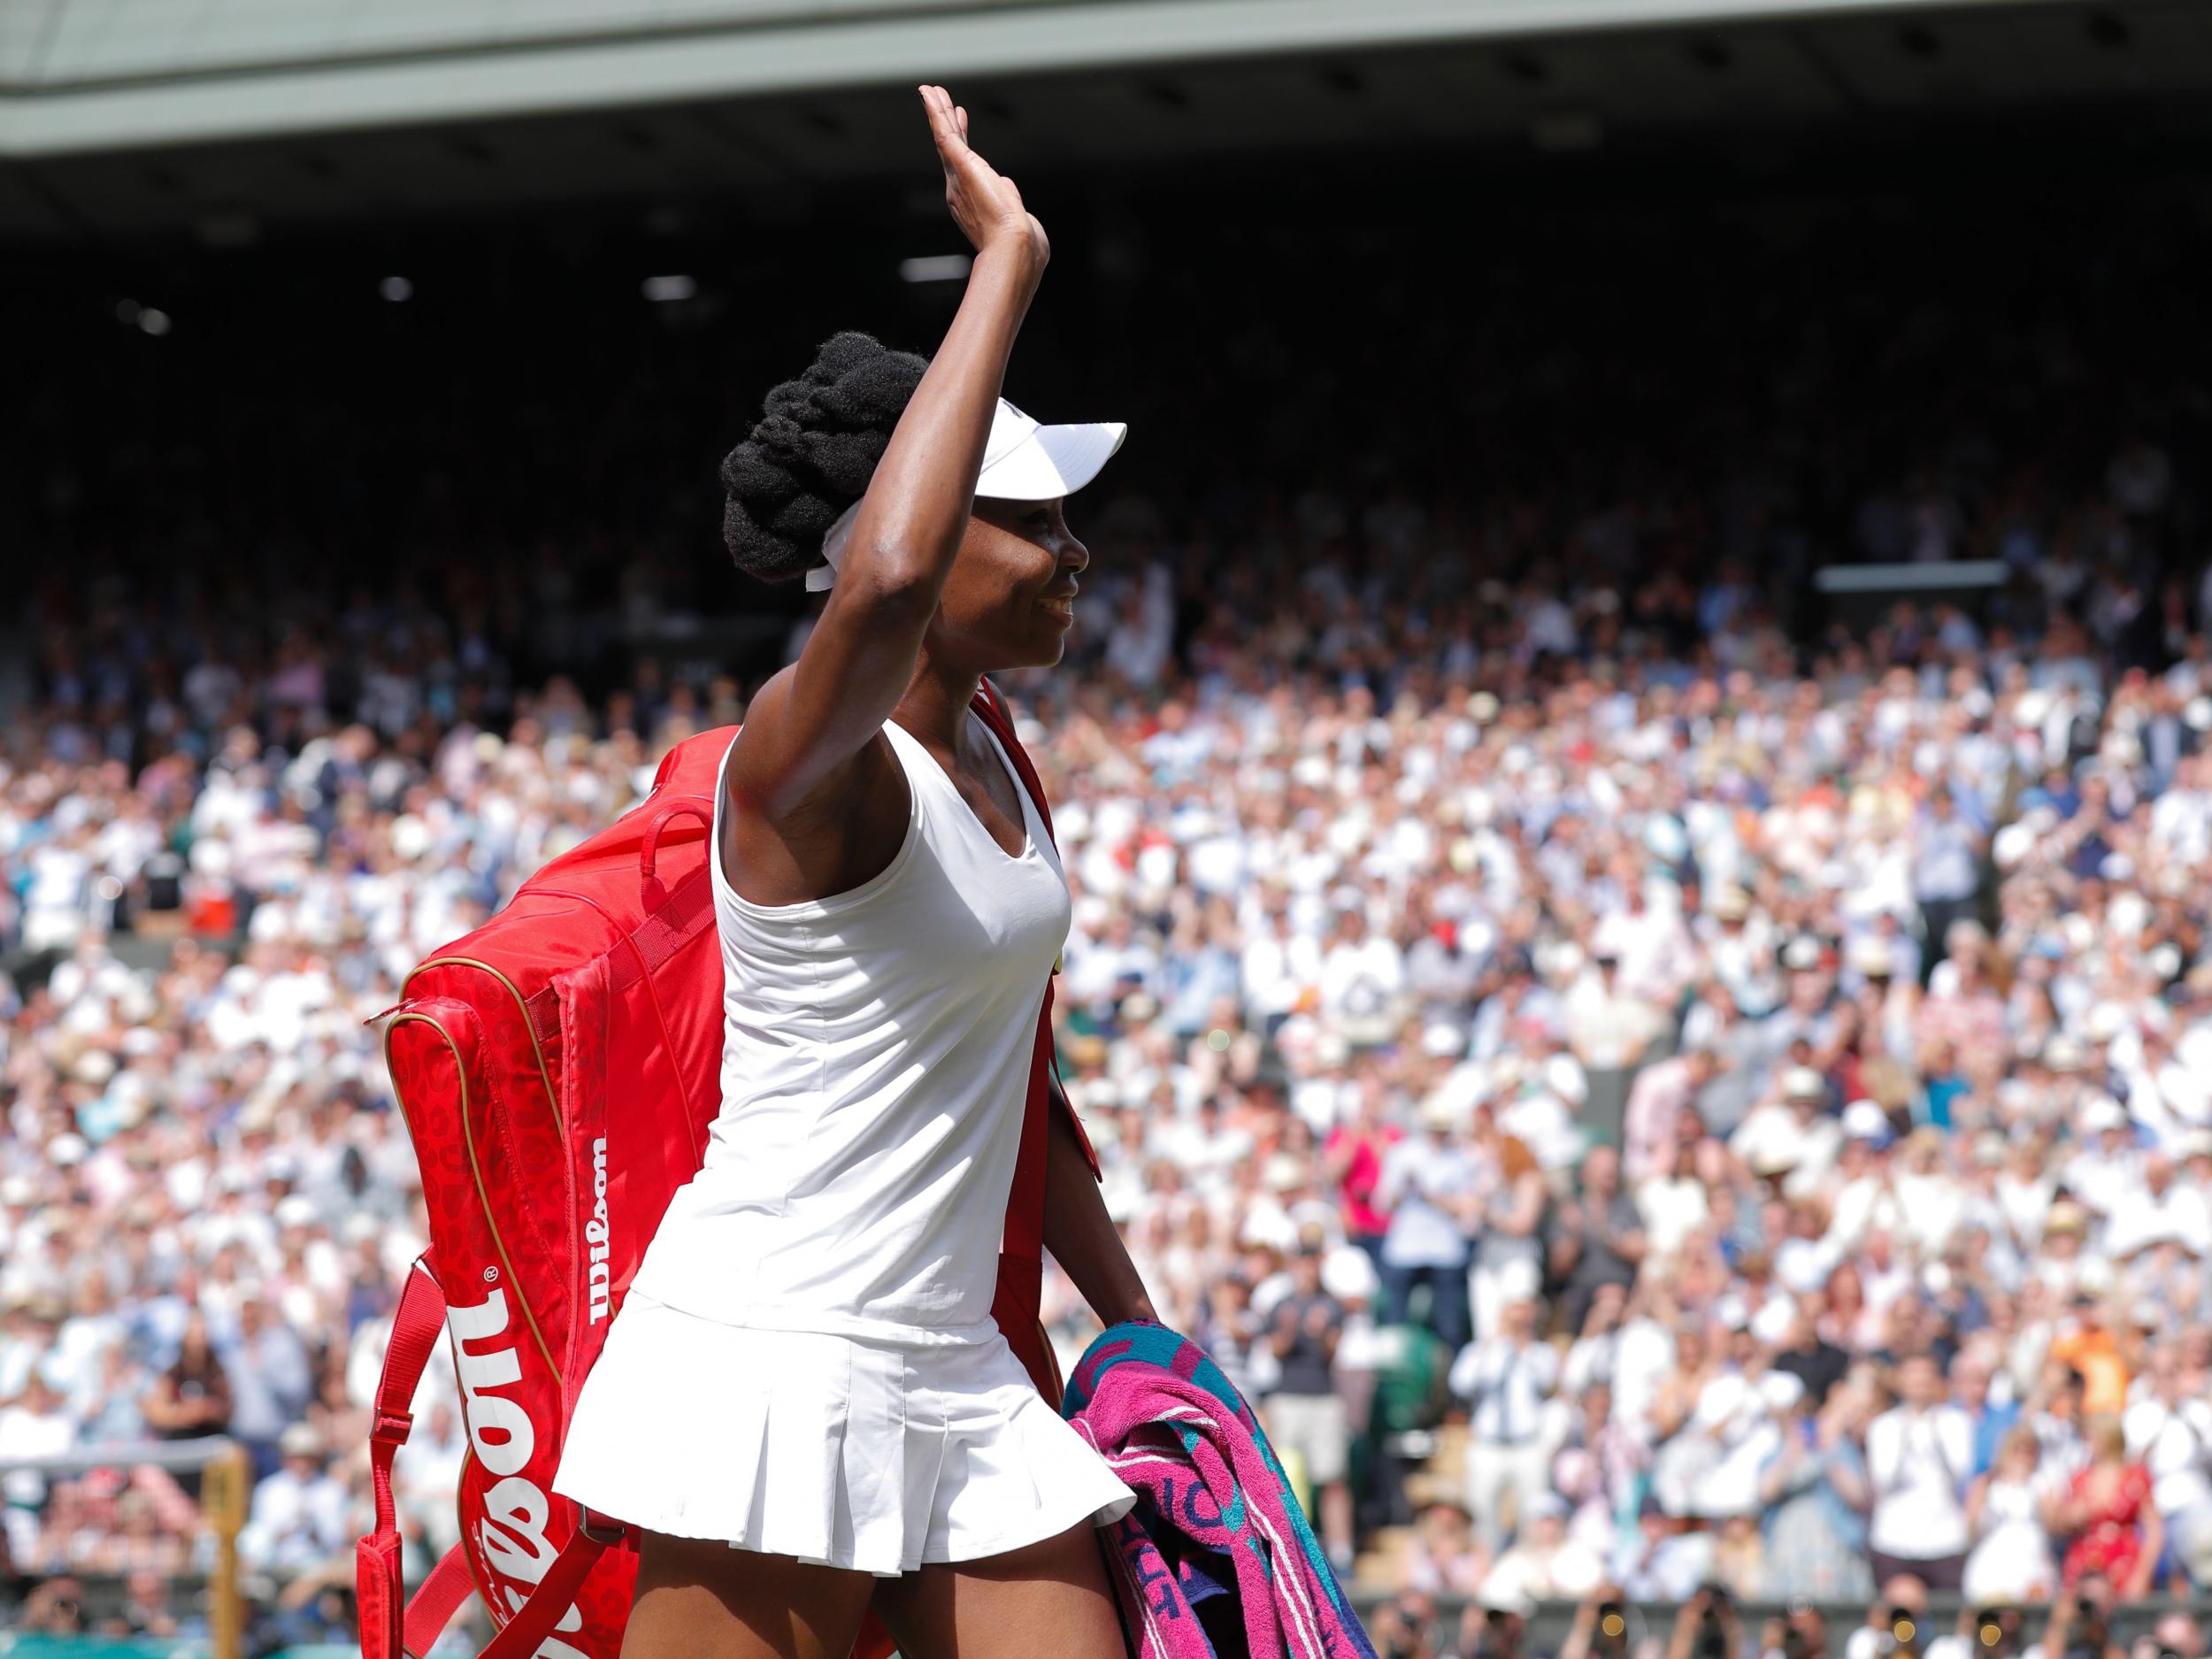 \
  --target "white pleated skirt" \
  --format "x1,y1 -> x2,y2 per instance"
551,1294 -> 1136,1578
